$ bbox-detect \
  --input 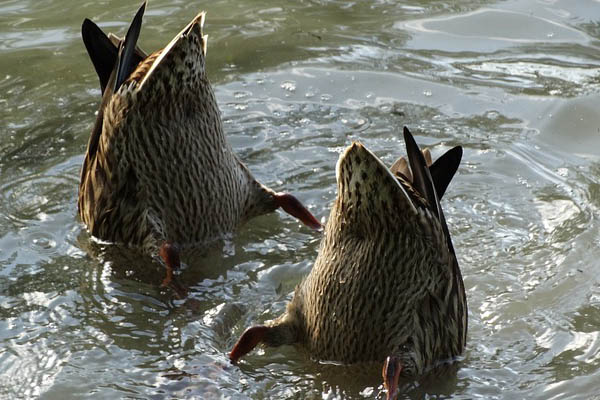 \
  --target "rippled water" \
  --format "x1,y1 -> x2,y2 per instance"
2,0 -> 600,398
